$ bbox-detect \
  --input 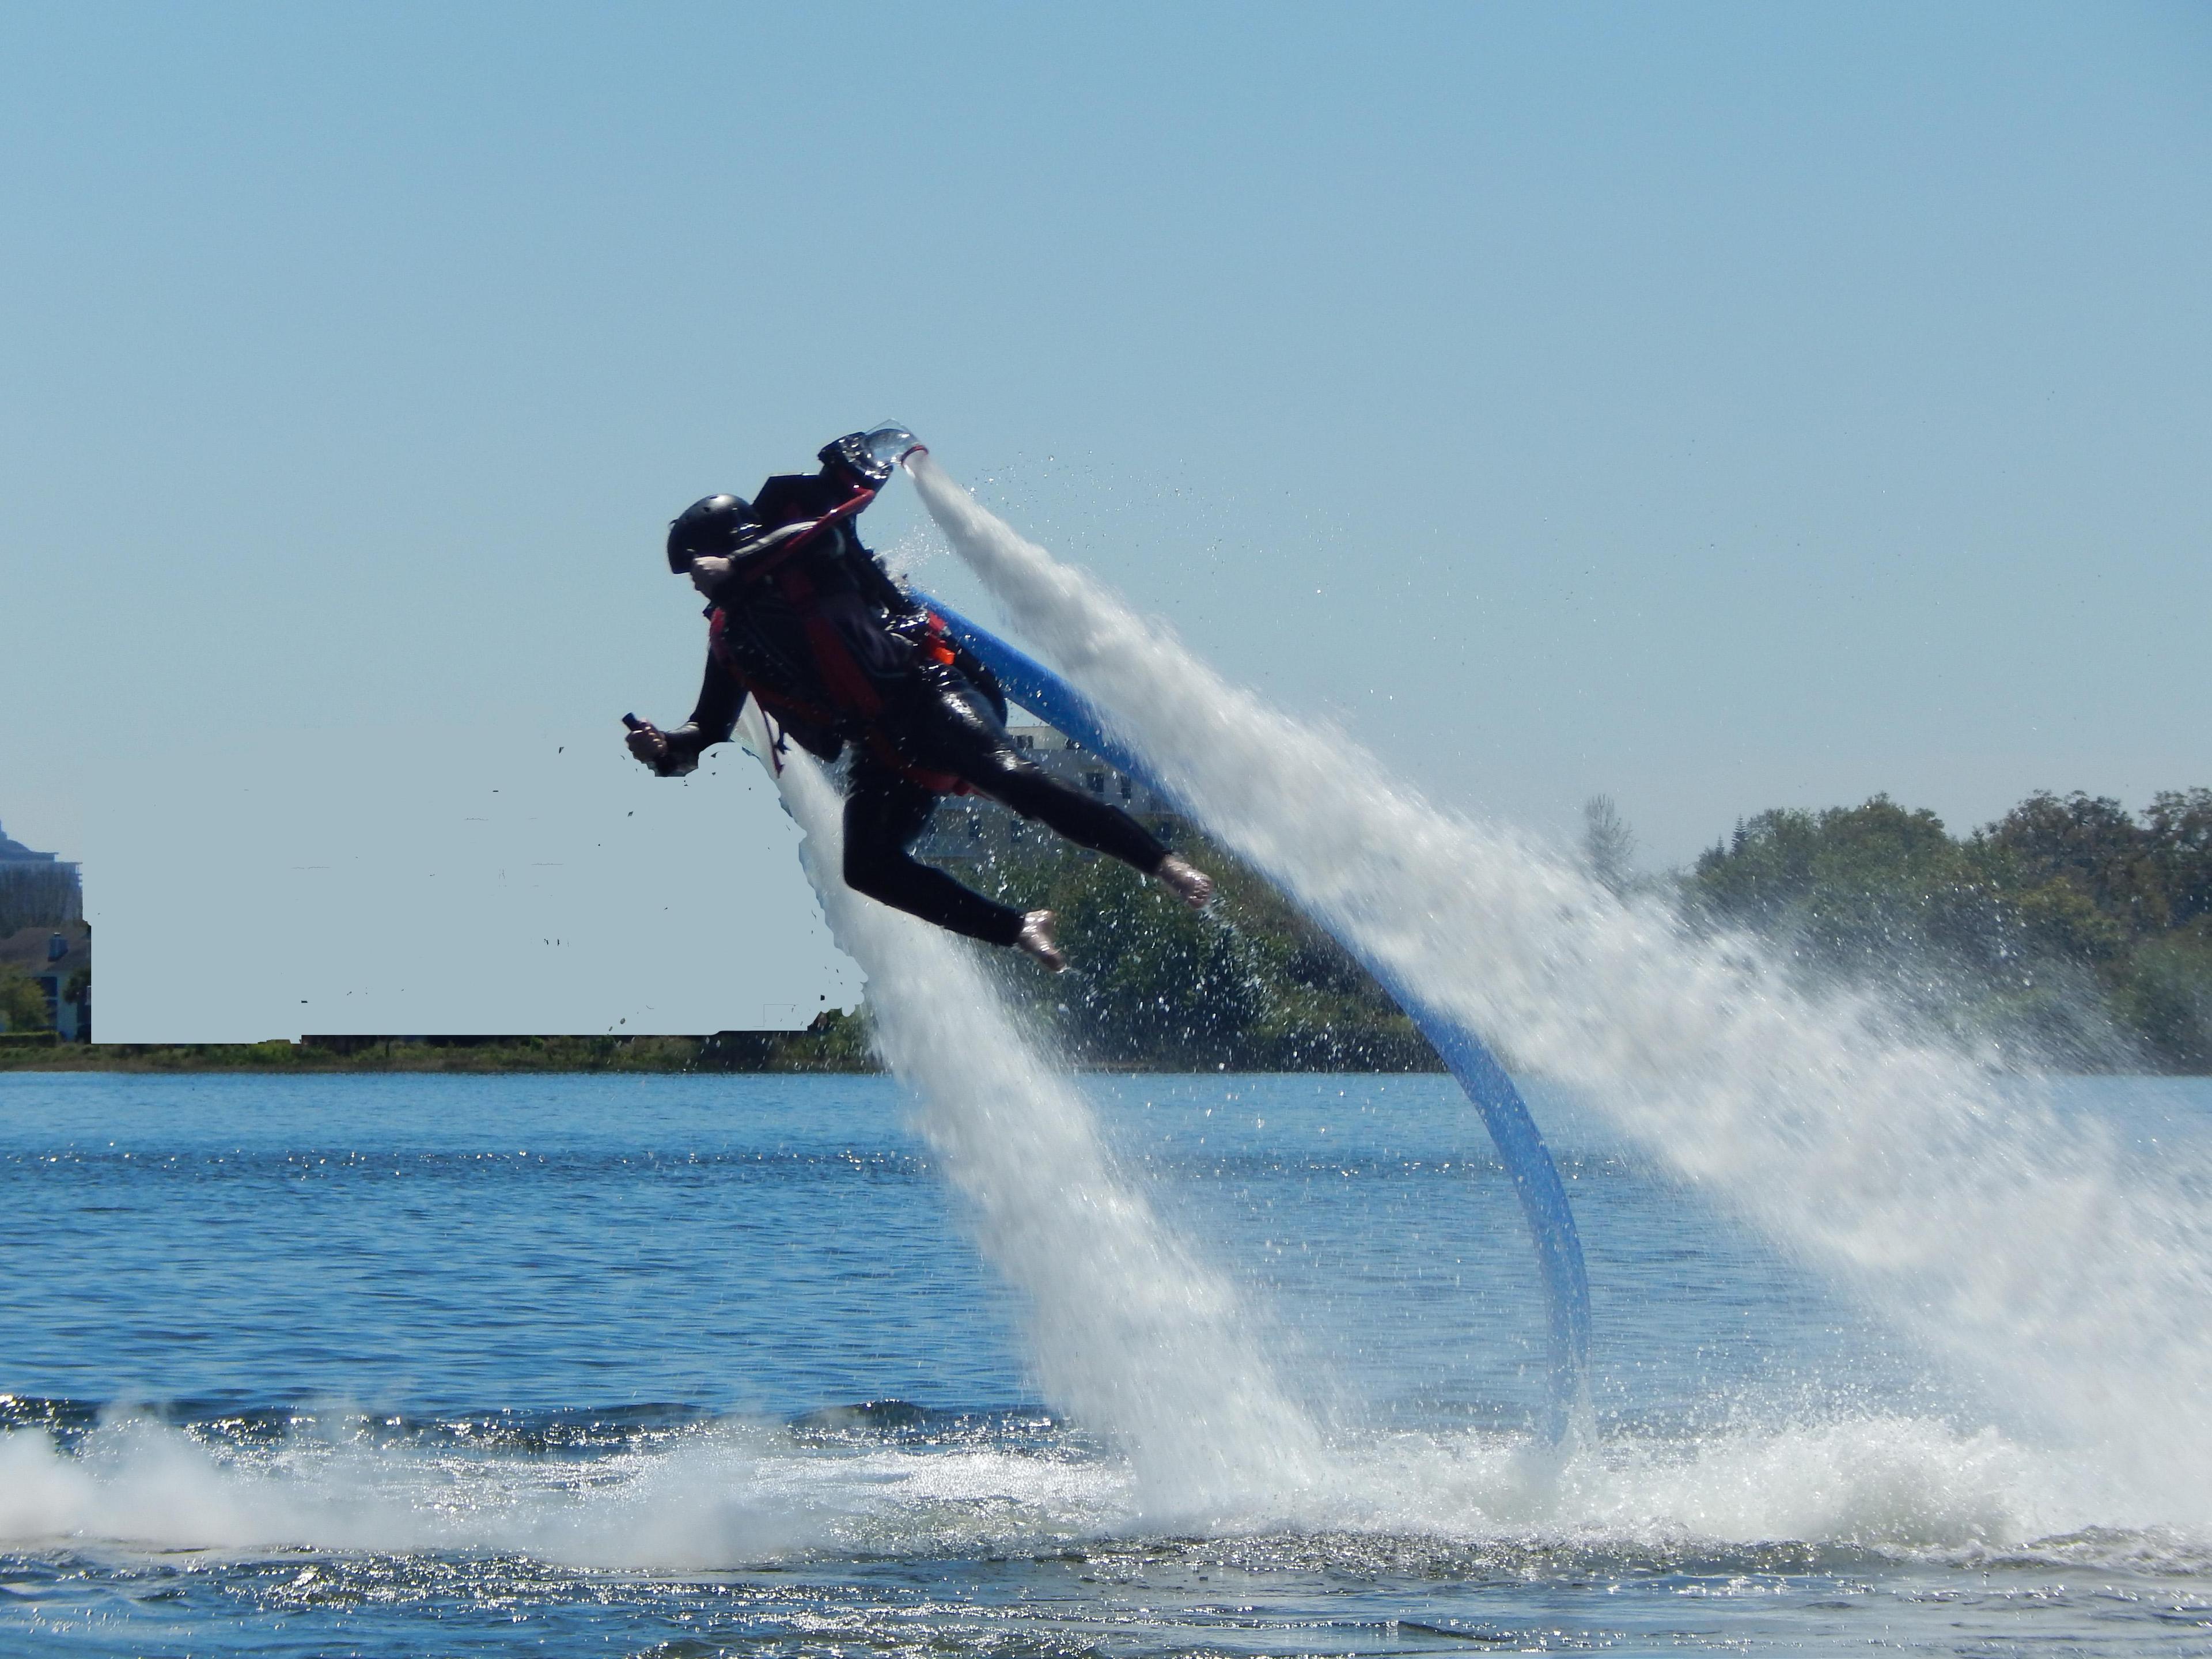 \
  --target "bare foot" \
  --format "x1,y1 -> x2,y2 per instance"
1014,910 -> 1067,972
1155,855 -> 1215,910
